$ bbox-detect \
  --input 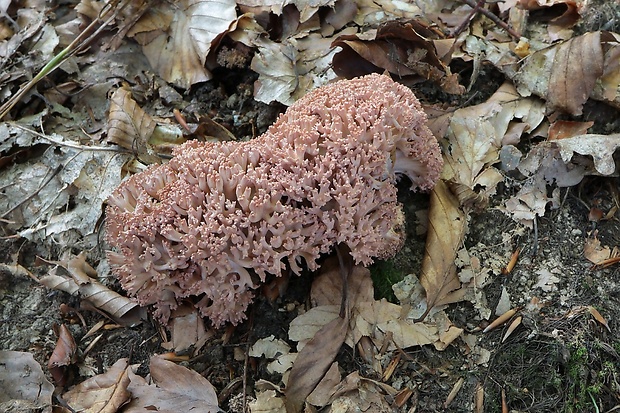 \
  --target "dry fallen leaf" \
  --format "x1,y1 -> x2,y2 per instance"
512,31 -> 604,115
128,0 -> 237,88
125,355 -> 220,412
418,180 -> 467,317
285,310 -> 349,413
331,20 -> 463,94
161,305 -> 213,354
63,358 -> 131,413
48,324 -> 78,386
107,86 -> 158,164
